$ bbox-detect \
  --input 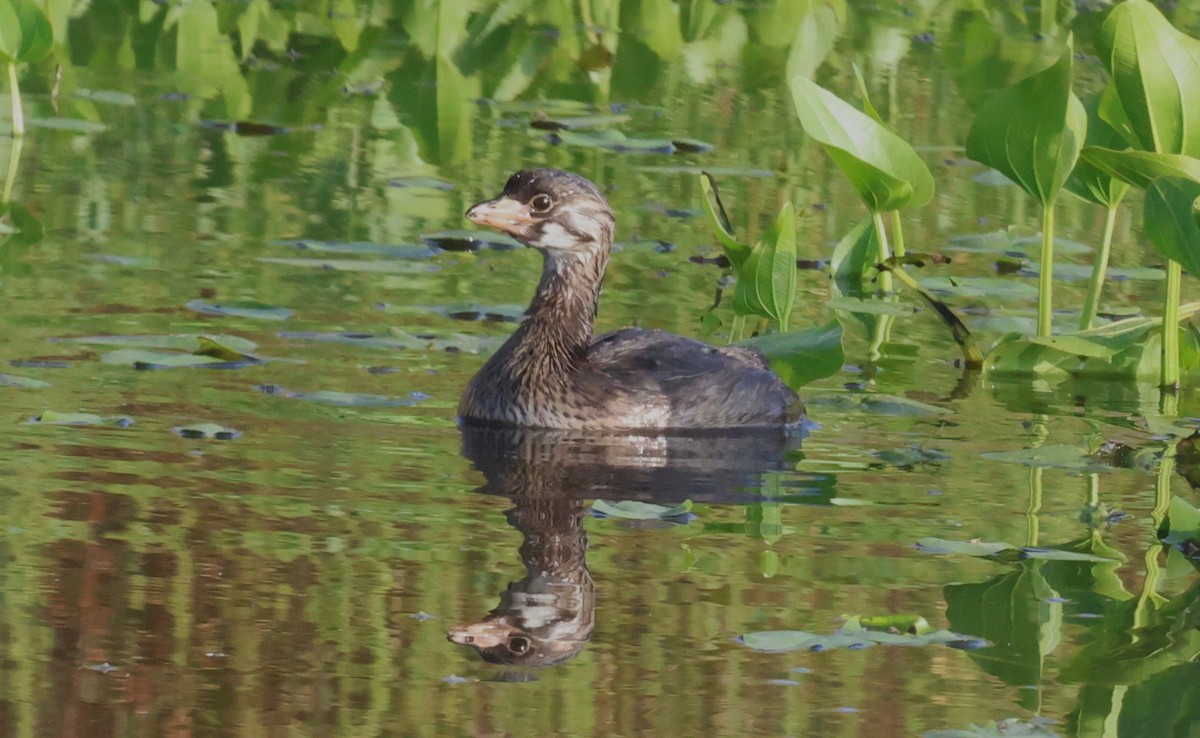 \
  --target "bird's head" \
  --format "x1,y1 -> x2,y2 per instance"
466,169 -> 615,256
